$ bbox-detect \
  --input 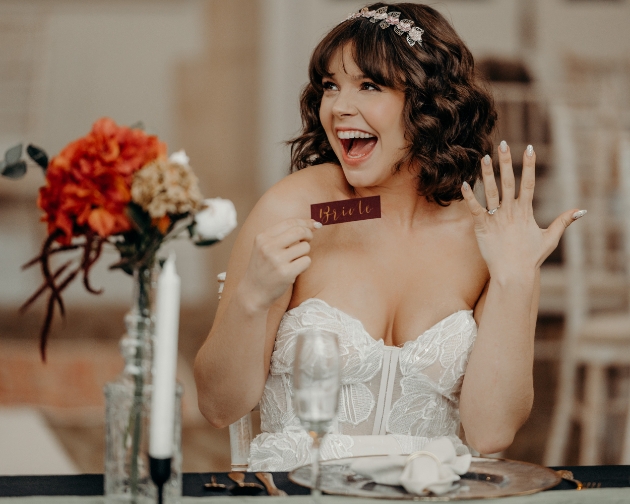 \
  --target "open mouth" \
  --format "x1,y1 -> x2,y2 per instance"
338,130 -> 377,160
